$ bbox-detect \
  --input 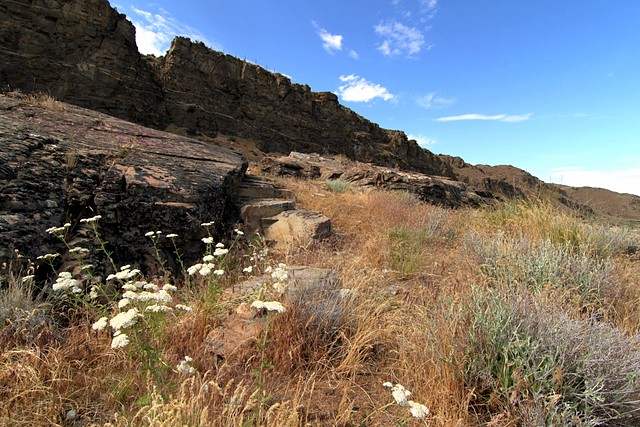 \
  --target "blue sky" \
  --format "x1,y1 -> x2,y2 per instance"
113,0 -> 640,196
